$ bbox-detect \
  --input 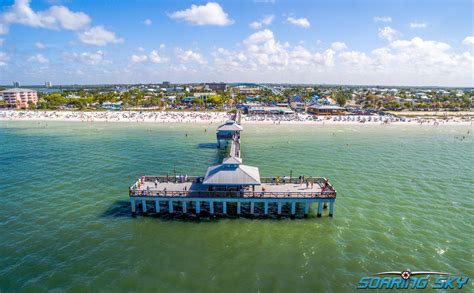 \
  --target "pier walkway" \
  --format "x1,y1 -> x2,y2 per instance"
129,110 -> 337,218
